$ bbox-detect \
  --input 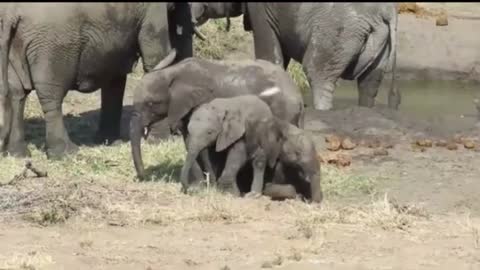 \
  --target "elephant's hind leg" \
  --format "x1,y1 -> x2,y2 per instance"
217,141 -> 248,197
96,75 -> 127,145
302,34 -> 366,111
356,27 -> 390,108
36,83 -> 78,159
